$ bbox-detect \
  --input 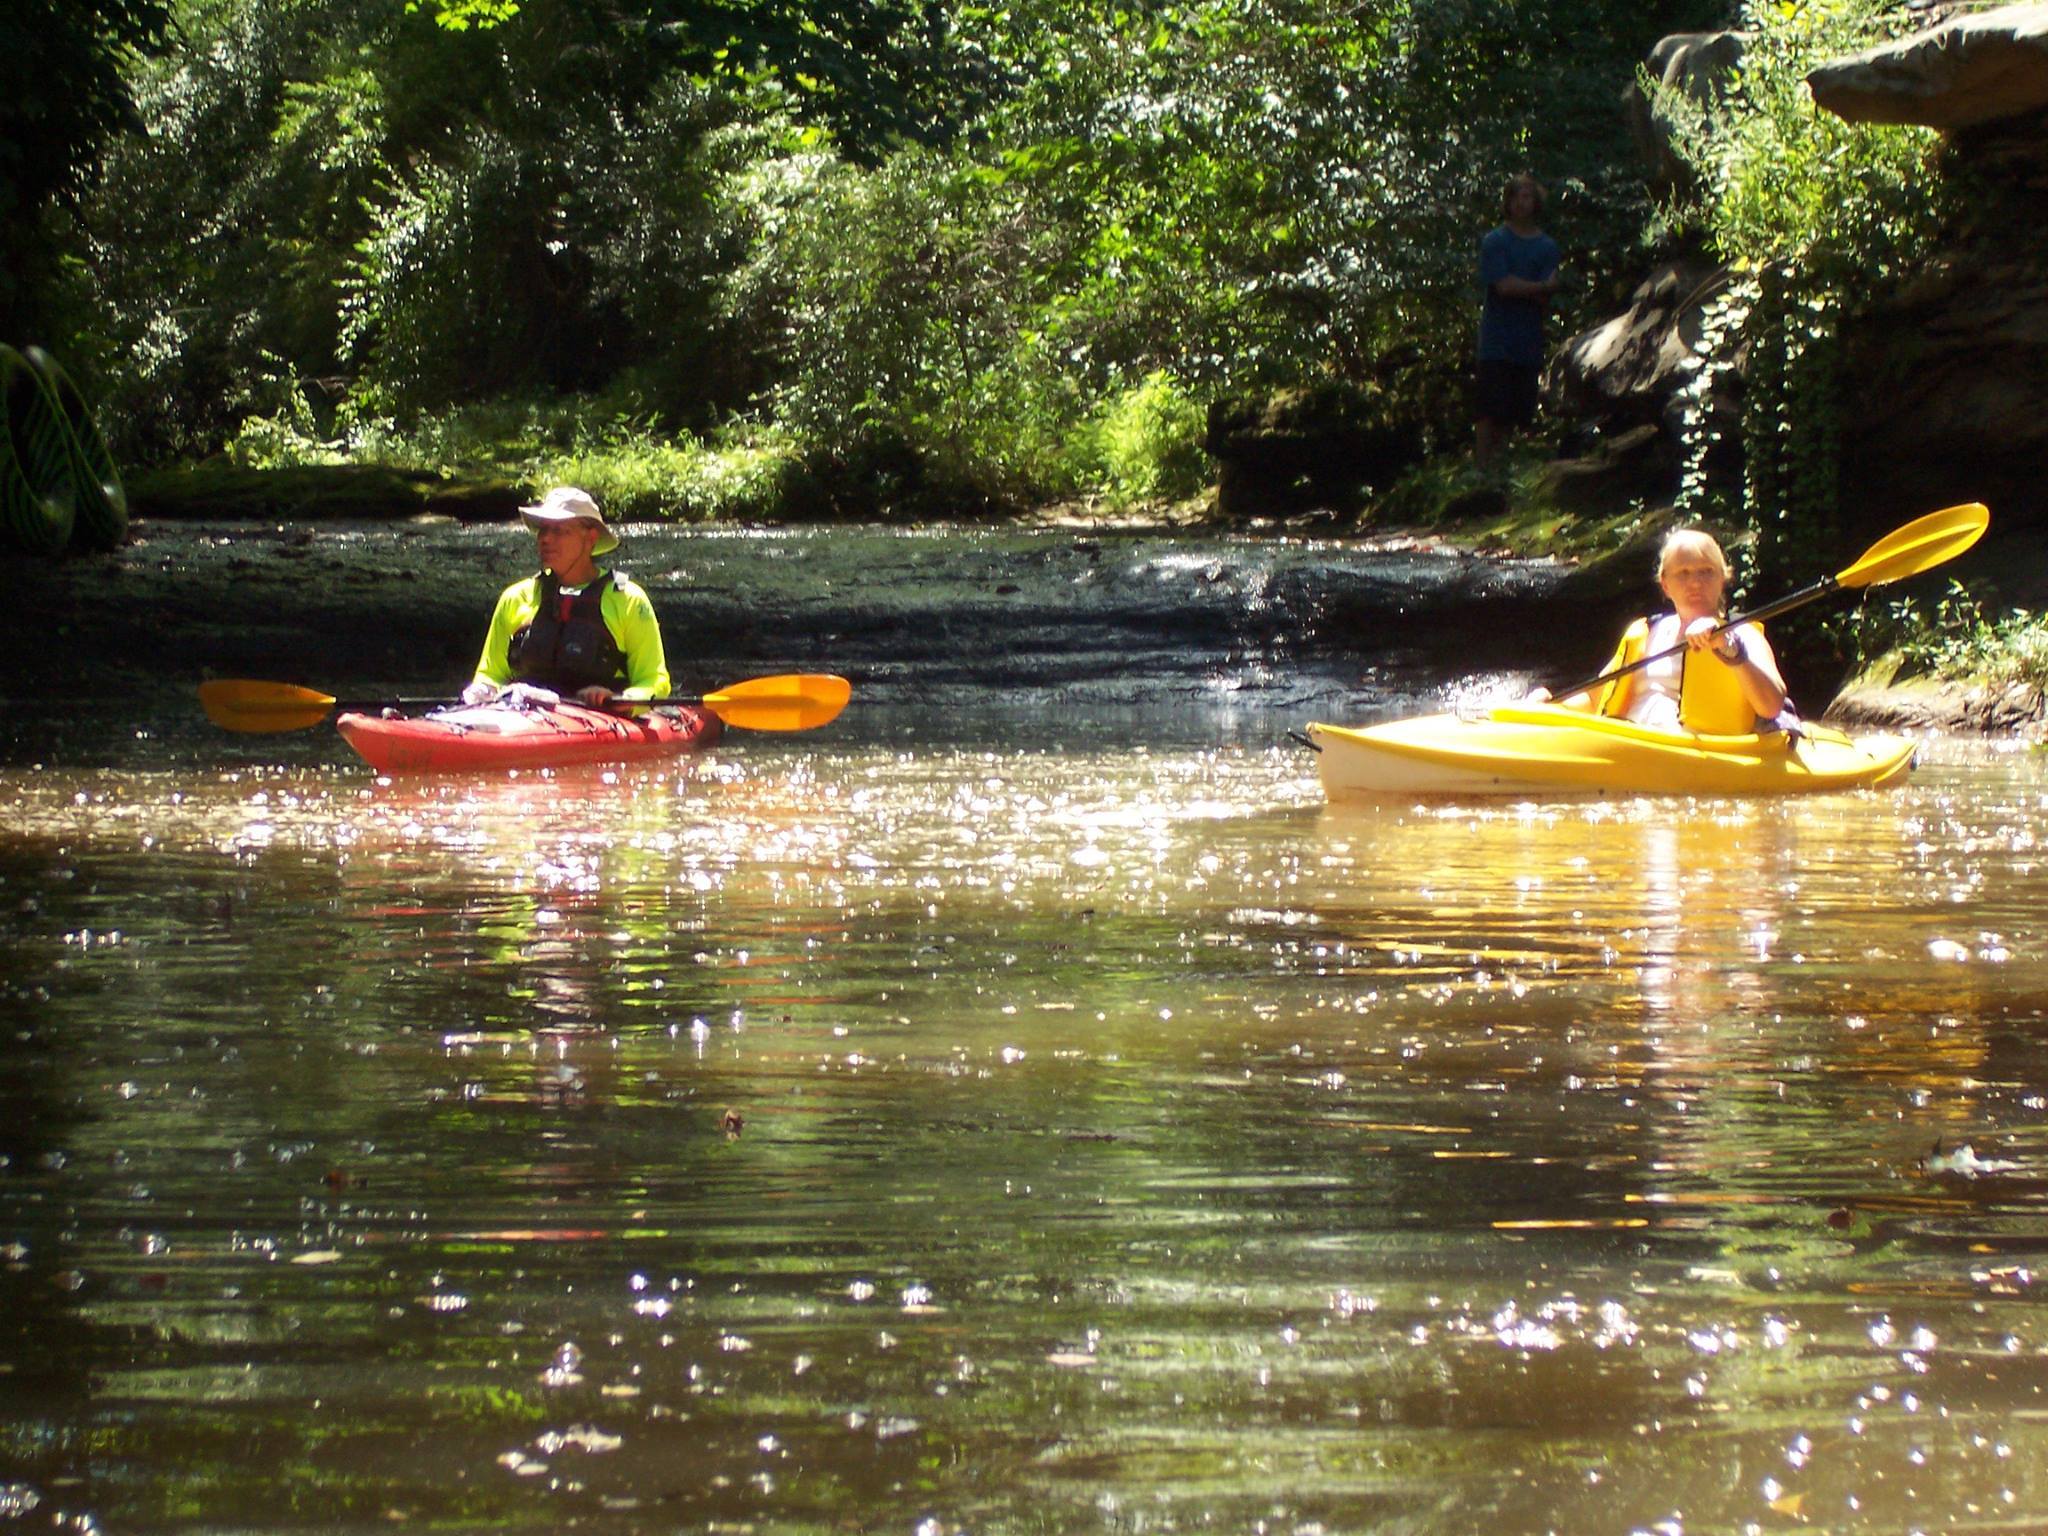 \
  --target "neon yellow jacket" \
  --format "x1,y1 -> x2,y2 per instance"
1596,615 -> 1769,735
471,569 -> 671,700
